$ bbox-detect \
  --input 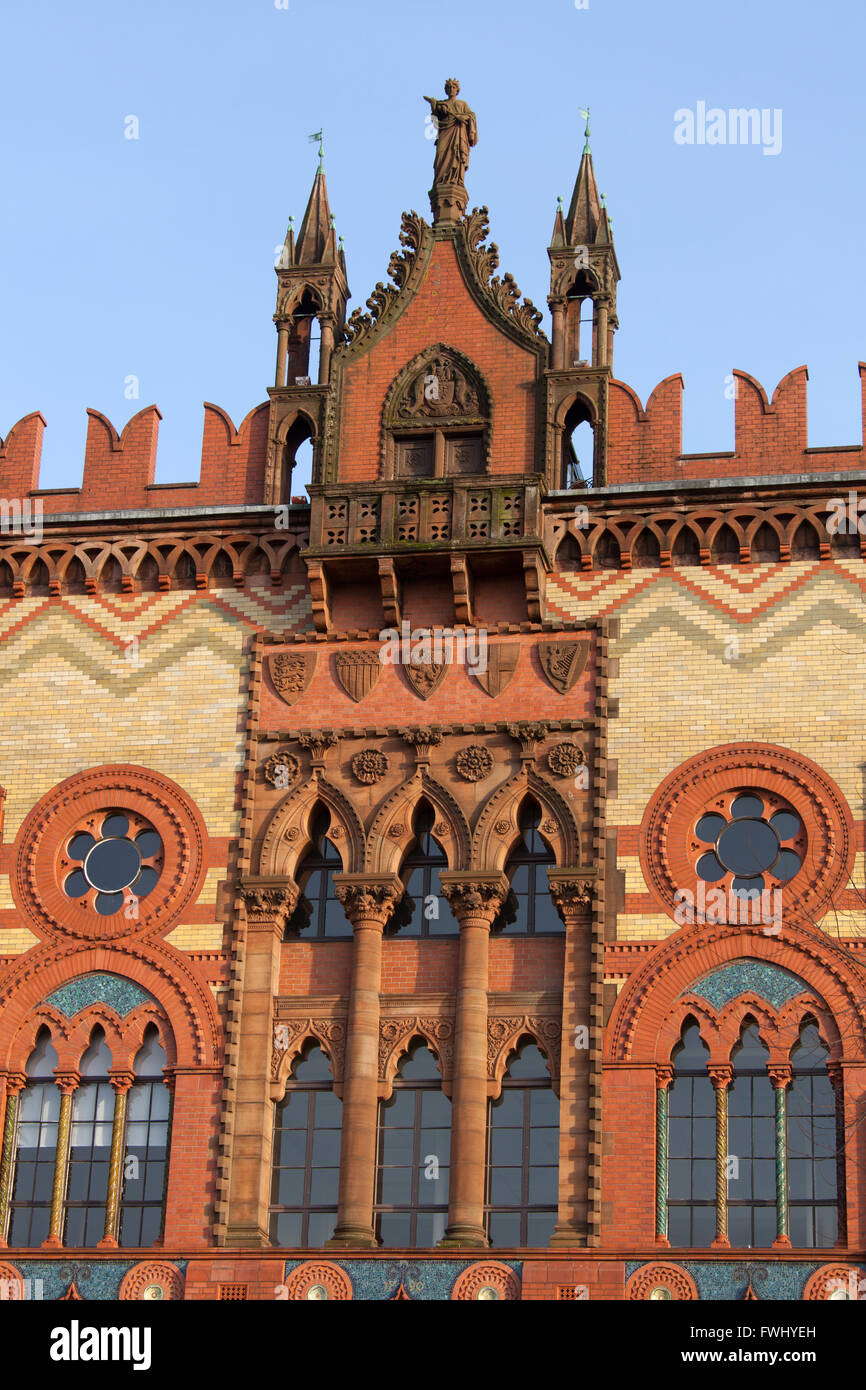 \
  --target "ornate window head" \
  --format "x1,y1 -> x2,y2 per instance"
391,802 -> 459,938
494,800 -> 563,936
381,346 -> 490,480
285,808 -> 349,939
